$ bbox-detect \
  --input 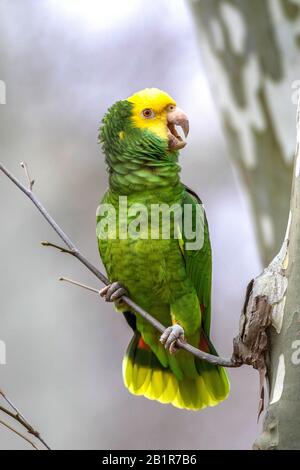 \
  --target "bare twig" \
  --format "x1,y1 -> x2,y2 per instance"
0,418 -> 39,450
59,276 -> 100,294
0,161 -> 240,369
41,241 -> 76,255
59,276 -> 240,368
0,389 -> 51,450
20,161 -> 34,191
